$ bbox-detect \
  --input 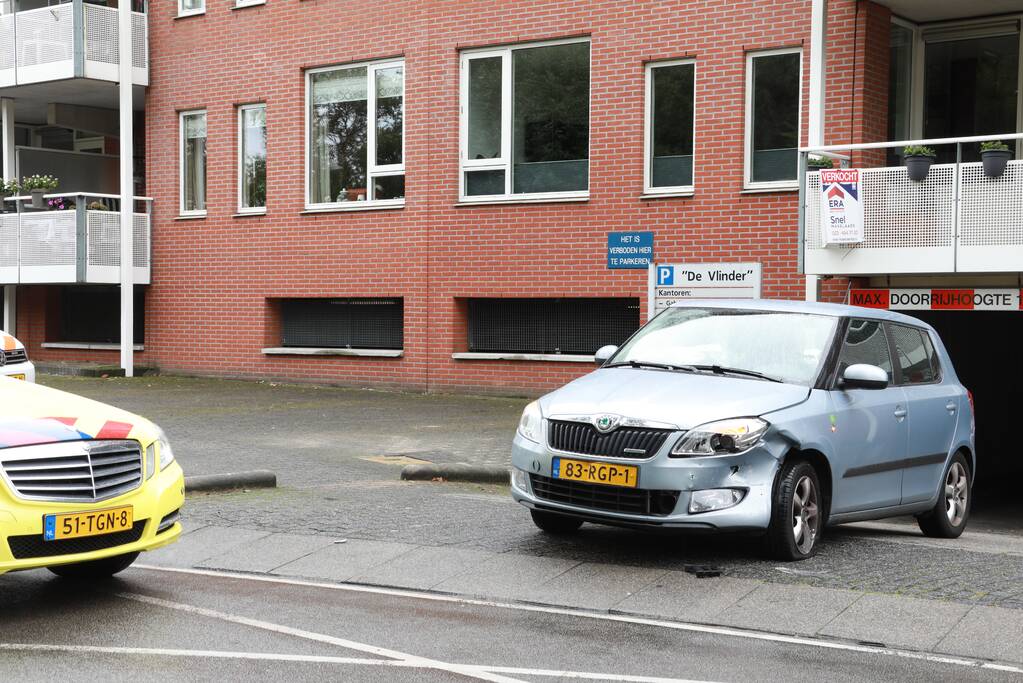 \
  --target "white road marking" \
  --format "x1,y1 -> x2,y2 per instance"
0,643 -> 718,683
116,591 -> 523,683
134,563 -> 1023,676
